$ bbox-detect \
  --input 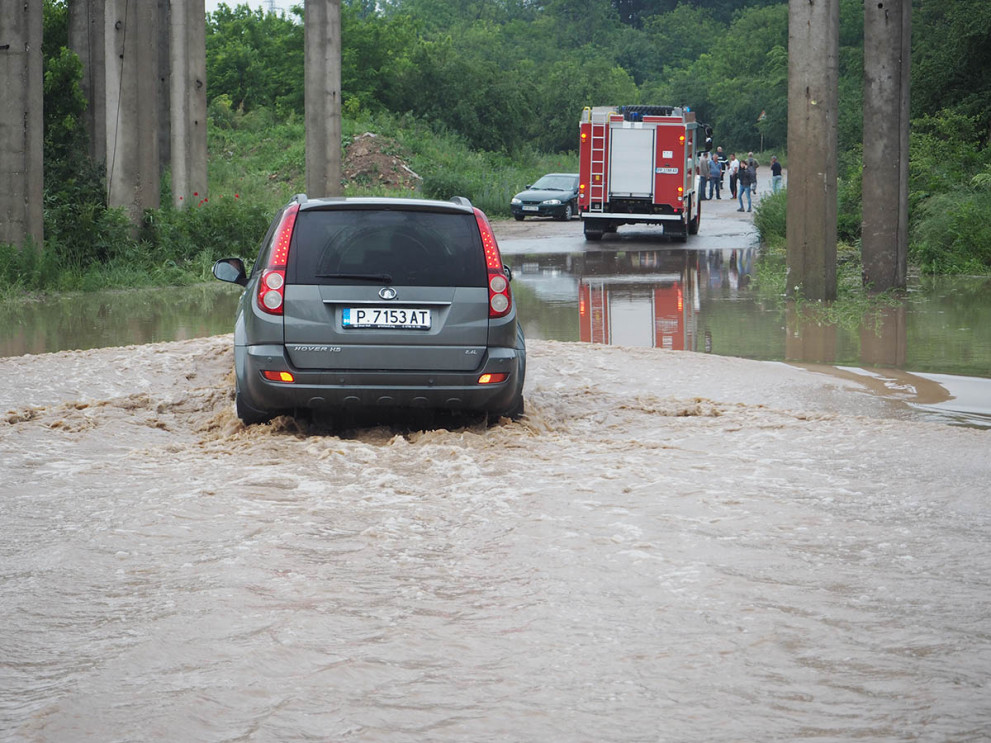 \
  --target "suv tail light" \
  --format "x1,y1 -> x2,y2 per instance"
474,208 -> 512,318
257,203 -> 300,315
